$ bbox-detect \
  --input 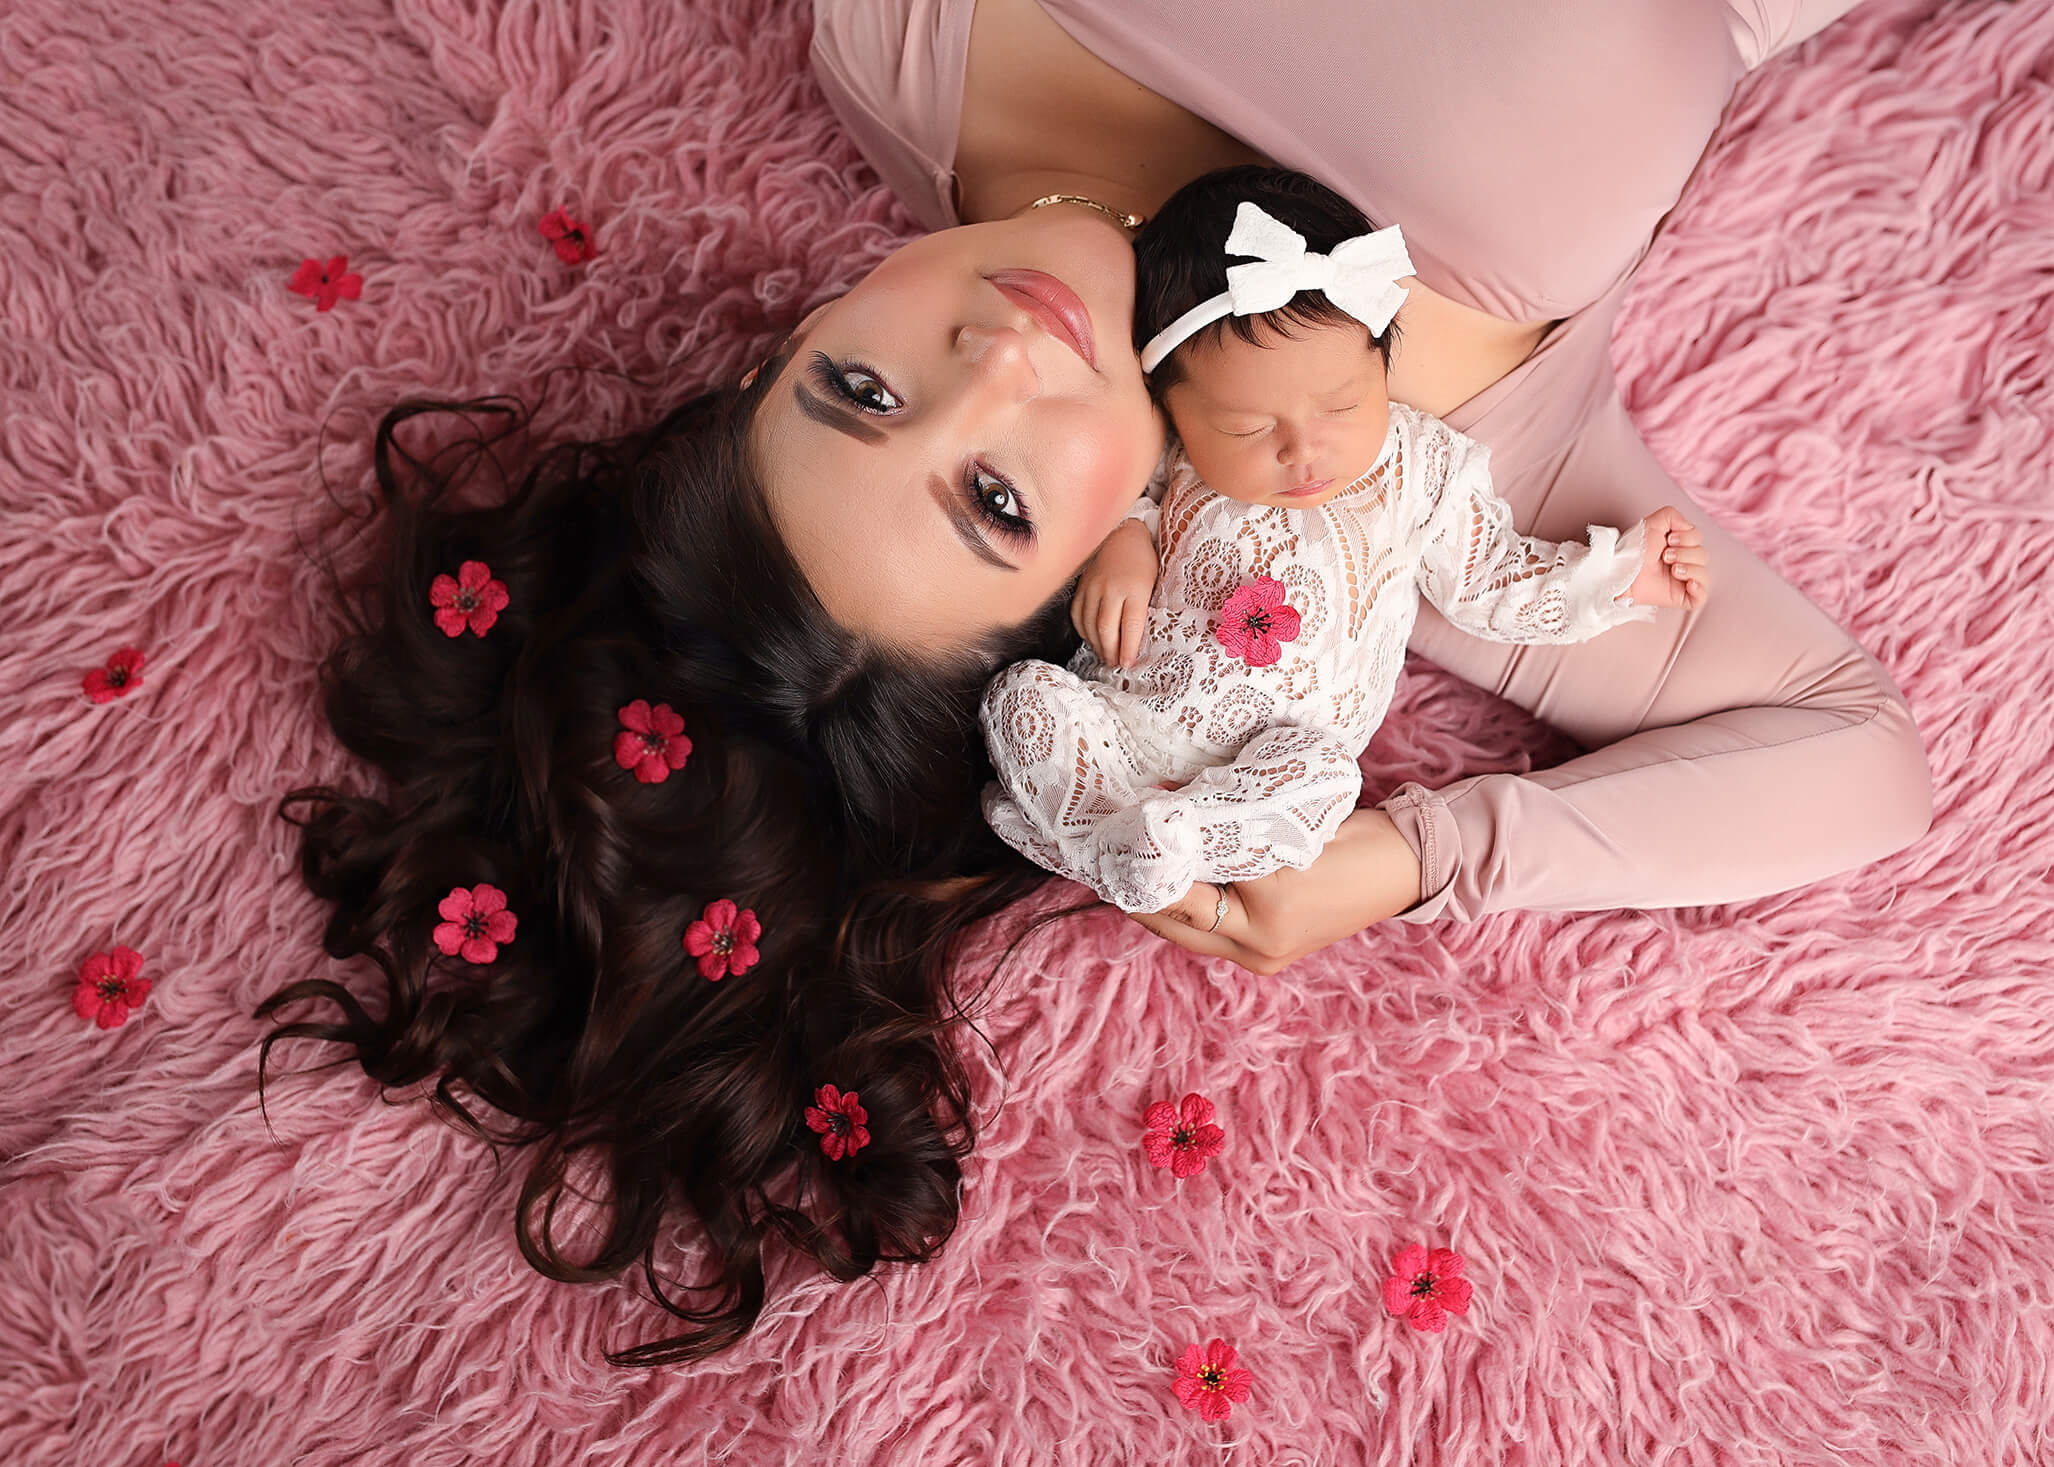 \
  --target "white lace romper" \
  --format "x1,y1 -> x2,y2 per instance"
979,402 -> 1655,914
